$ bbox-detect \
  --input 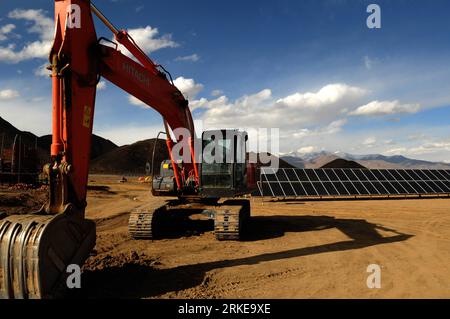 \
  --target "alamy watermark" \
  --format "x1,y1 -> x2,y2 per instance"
366,264 -> 381,289
168,120 -> 280,169
66,264 -> 81,289
367,4 -> 381,29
